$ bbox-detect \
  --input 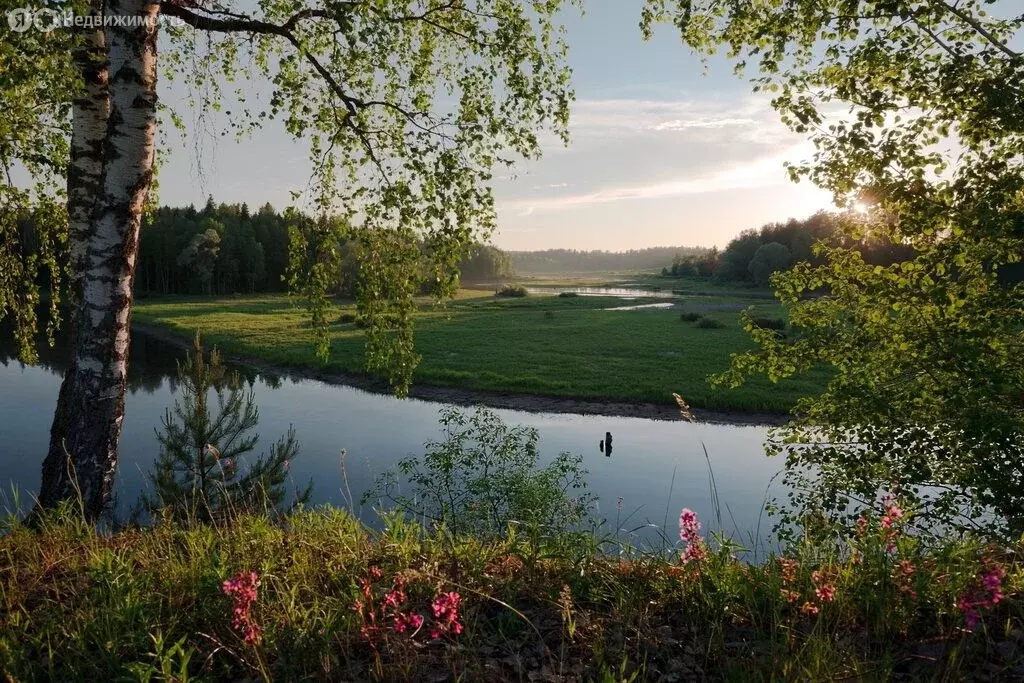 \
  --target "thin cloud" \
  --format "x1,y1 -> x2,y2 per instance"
501,144 -> 812,215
